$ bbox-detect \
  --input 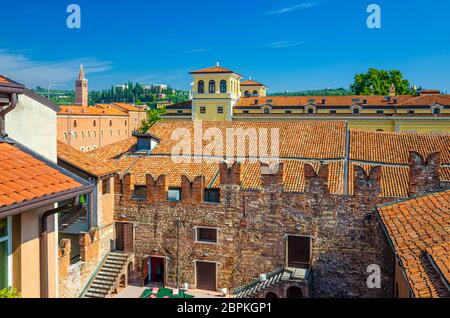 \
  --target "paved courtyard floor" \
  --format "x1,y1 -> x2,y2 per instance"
115,283 -> 227,299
